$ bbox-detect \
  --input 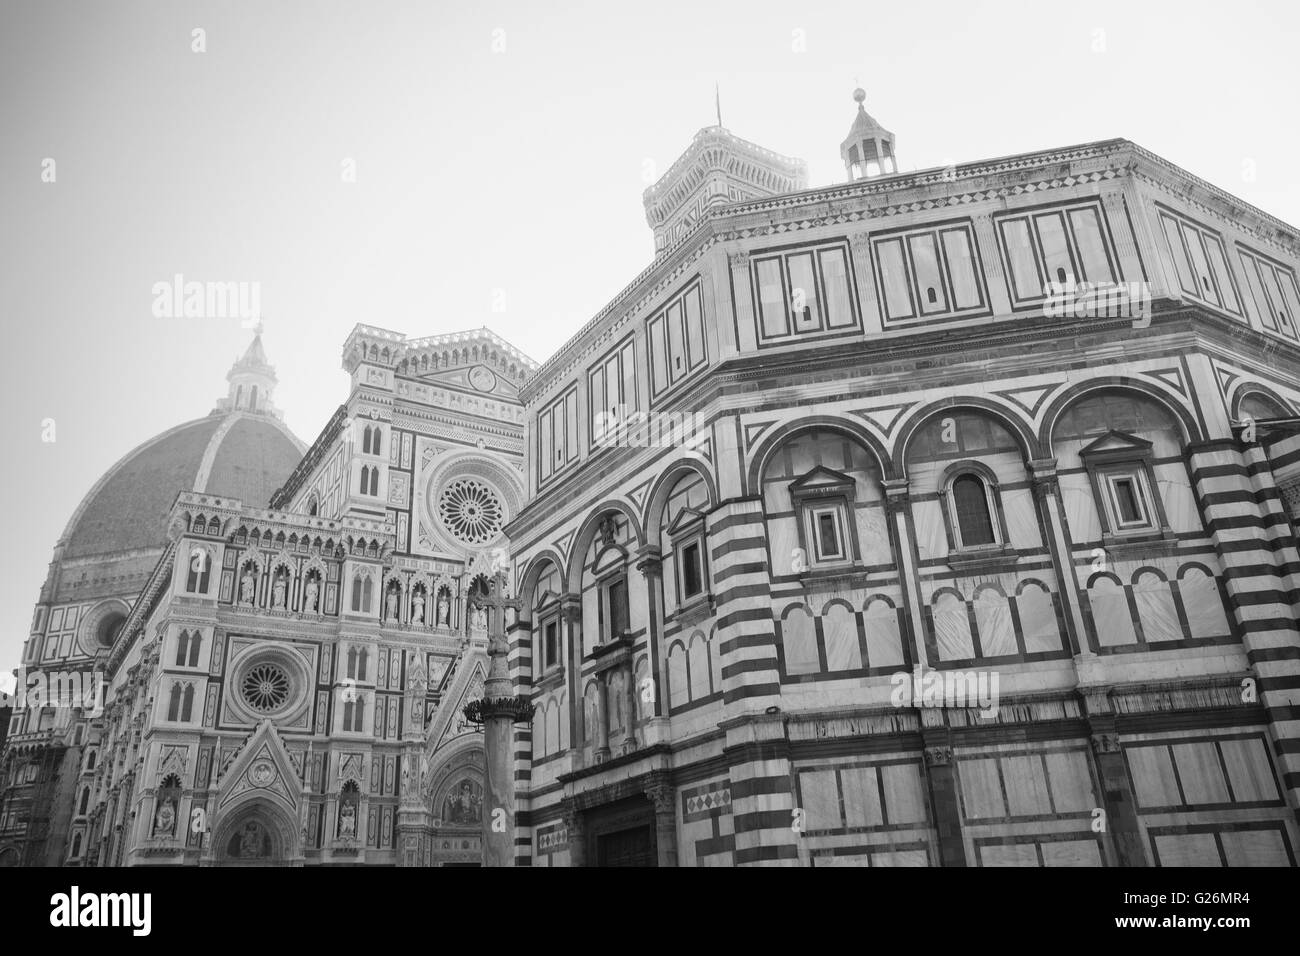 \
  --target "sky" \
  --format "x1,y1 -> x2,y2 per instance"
1,0 -> 1298,670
